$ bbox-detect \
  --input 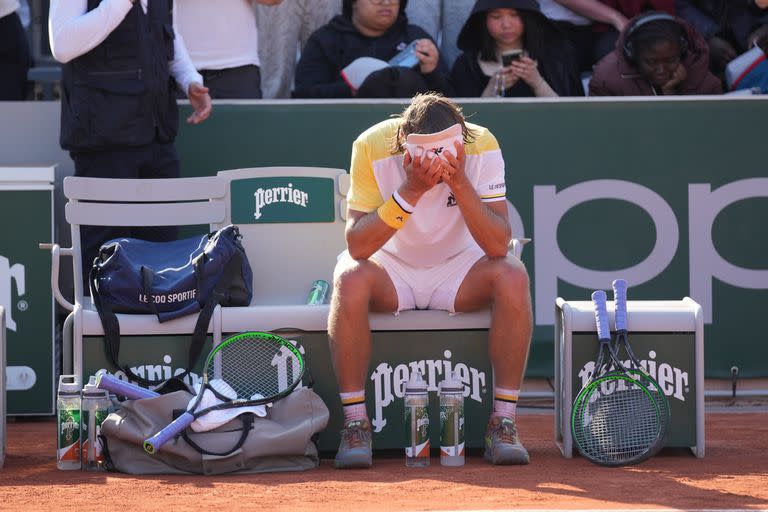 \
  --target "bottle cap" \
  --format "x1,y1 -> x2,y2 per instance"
404,371 -> 428,394
57,374 -> 81,395
438,370 -> 464,394
82,375 -> 109,399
